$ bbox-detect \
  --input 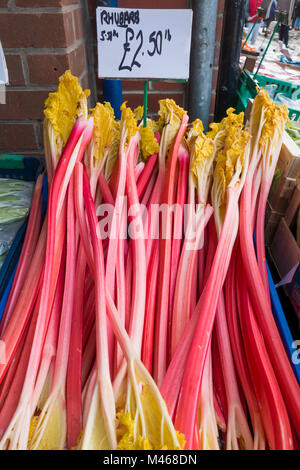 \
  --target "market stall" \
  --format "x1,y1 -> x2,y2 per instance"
0,0 -> 299,454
